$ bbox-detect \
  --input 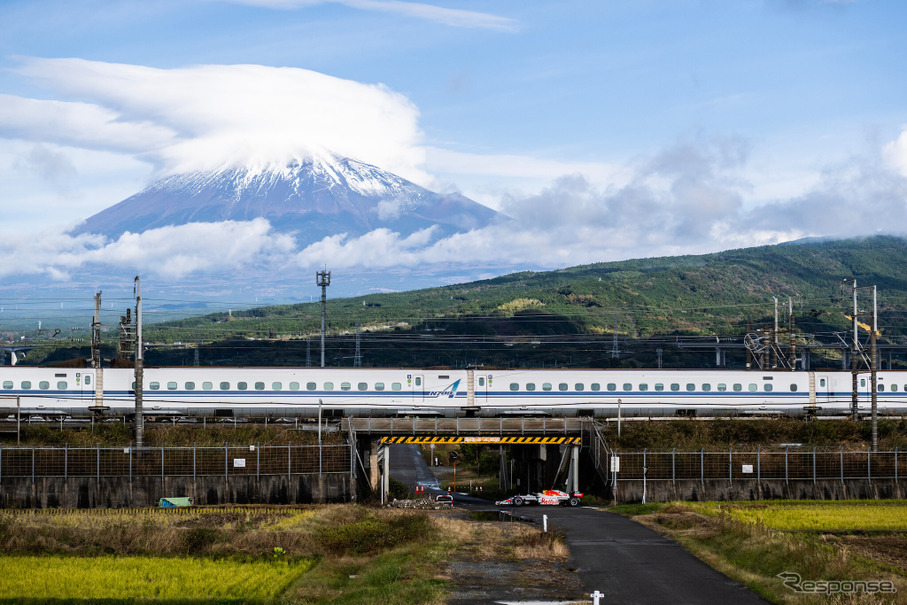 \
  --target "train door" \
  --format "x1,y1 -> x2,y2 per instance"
816,375 -> 831,403
411,374 -> 424,402
78,371 -> 93,401
476,374 -> 490,403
